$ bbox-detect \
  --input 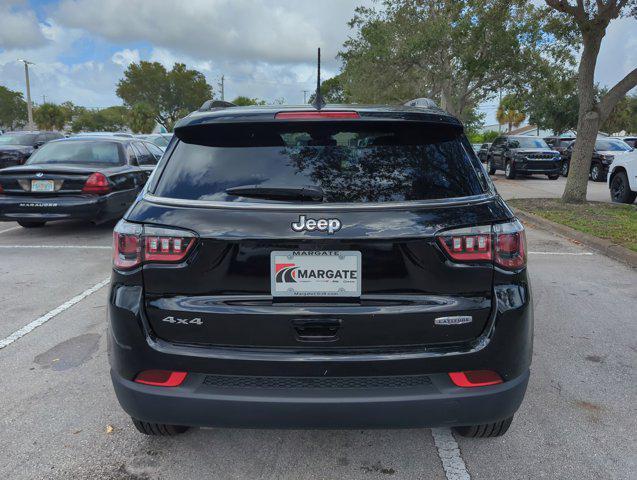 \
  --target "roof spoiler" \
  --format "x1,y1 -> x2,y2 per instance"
198,100 -> 237,111
404,98 -> 438,109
